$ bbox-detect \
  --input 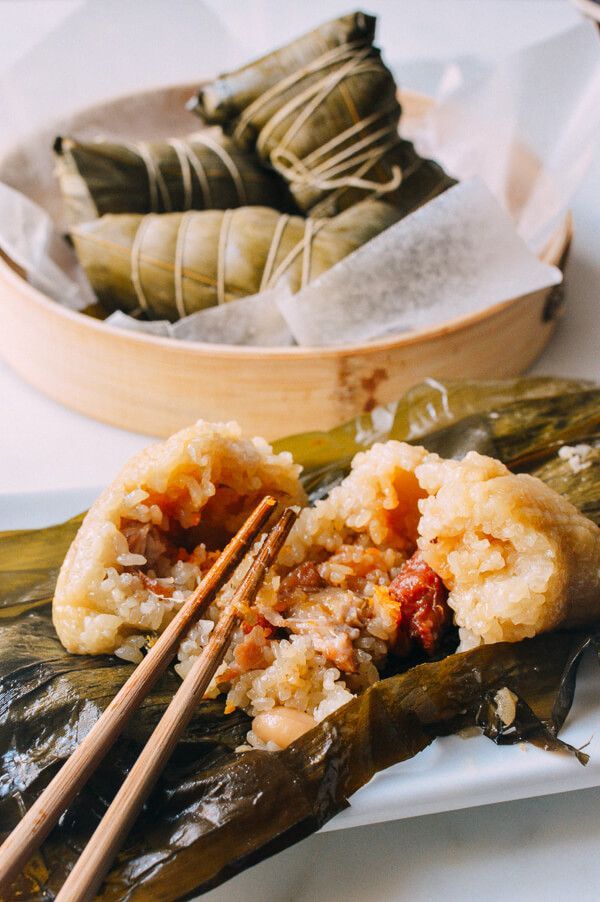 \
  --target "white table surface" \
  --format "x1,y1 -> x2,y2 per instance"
0,3 -> 599,901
